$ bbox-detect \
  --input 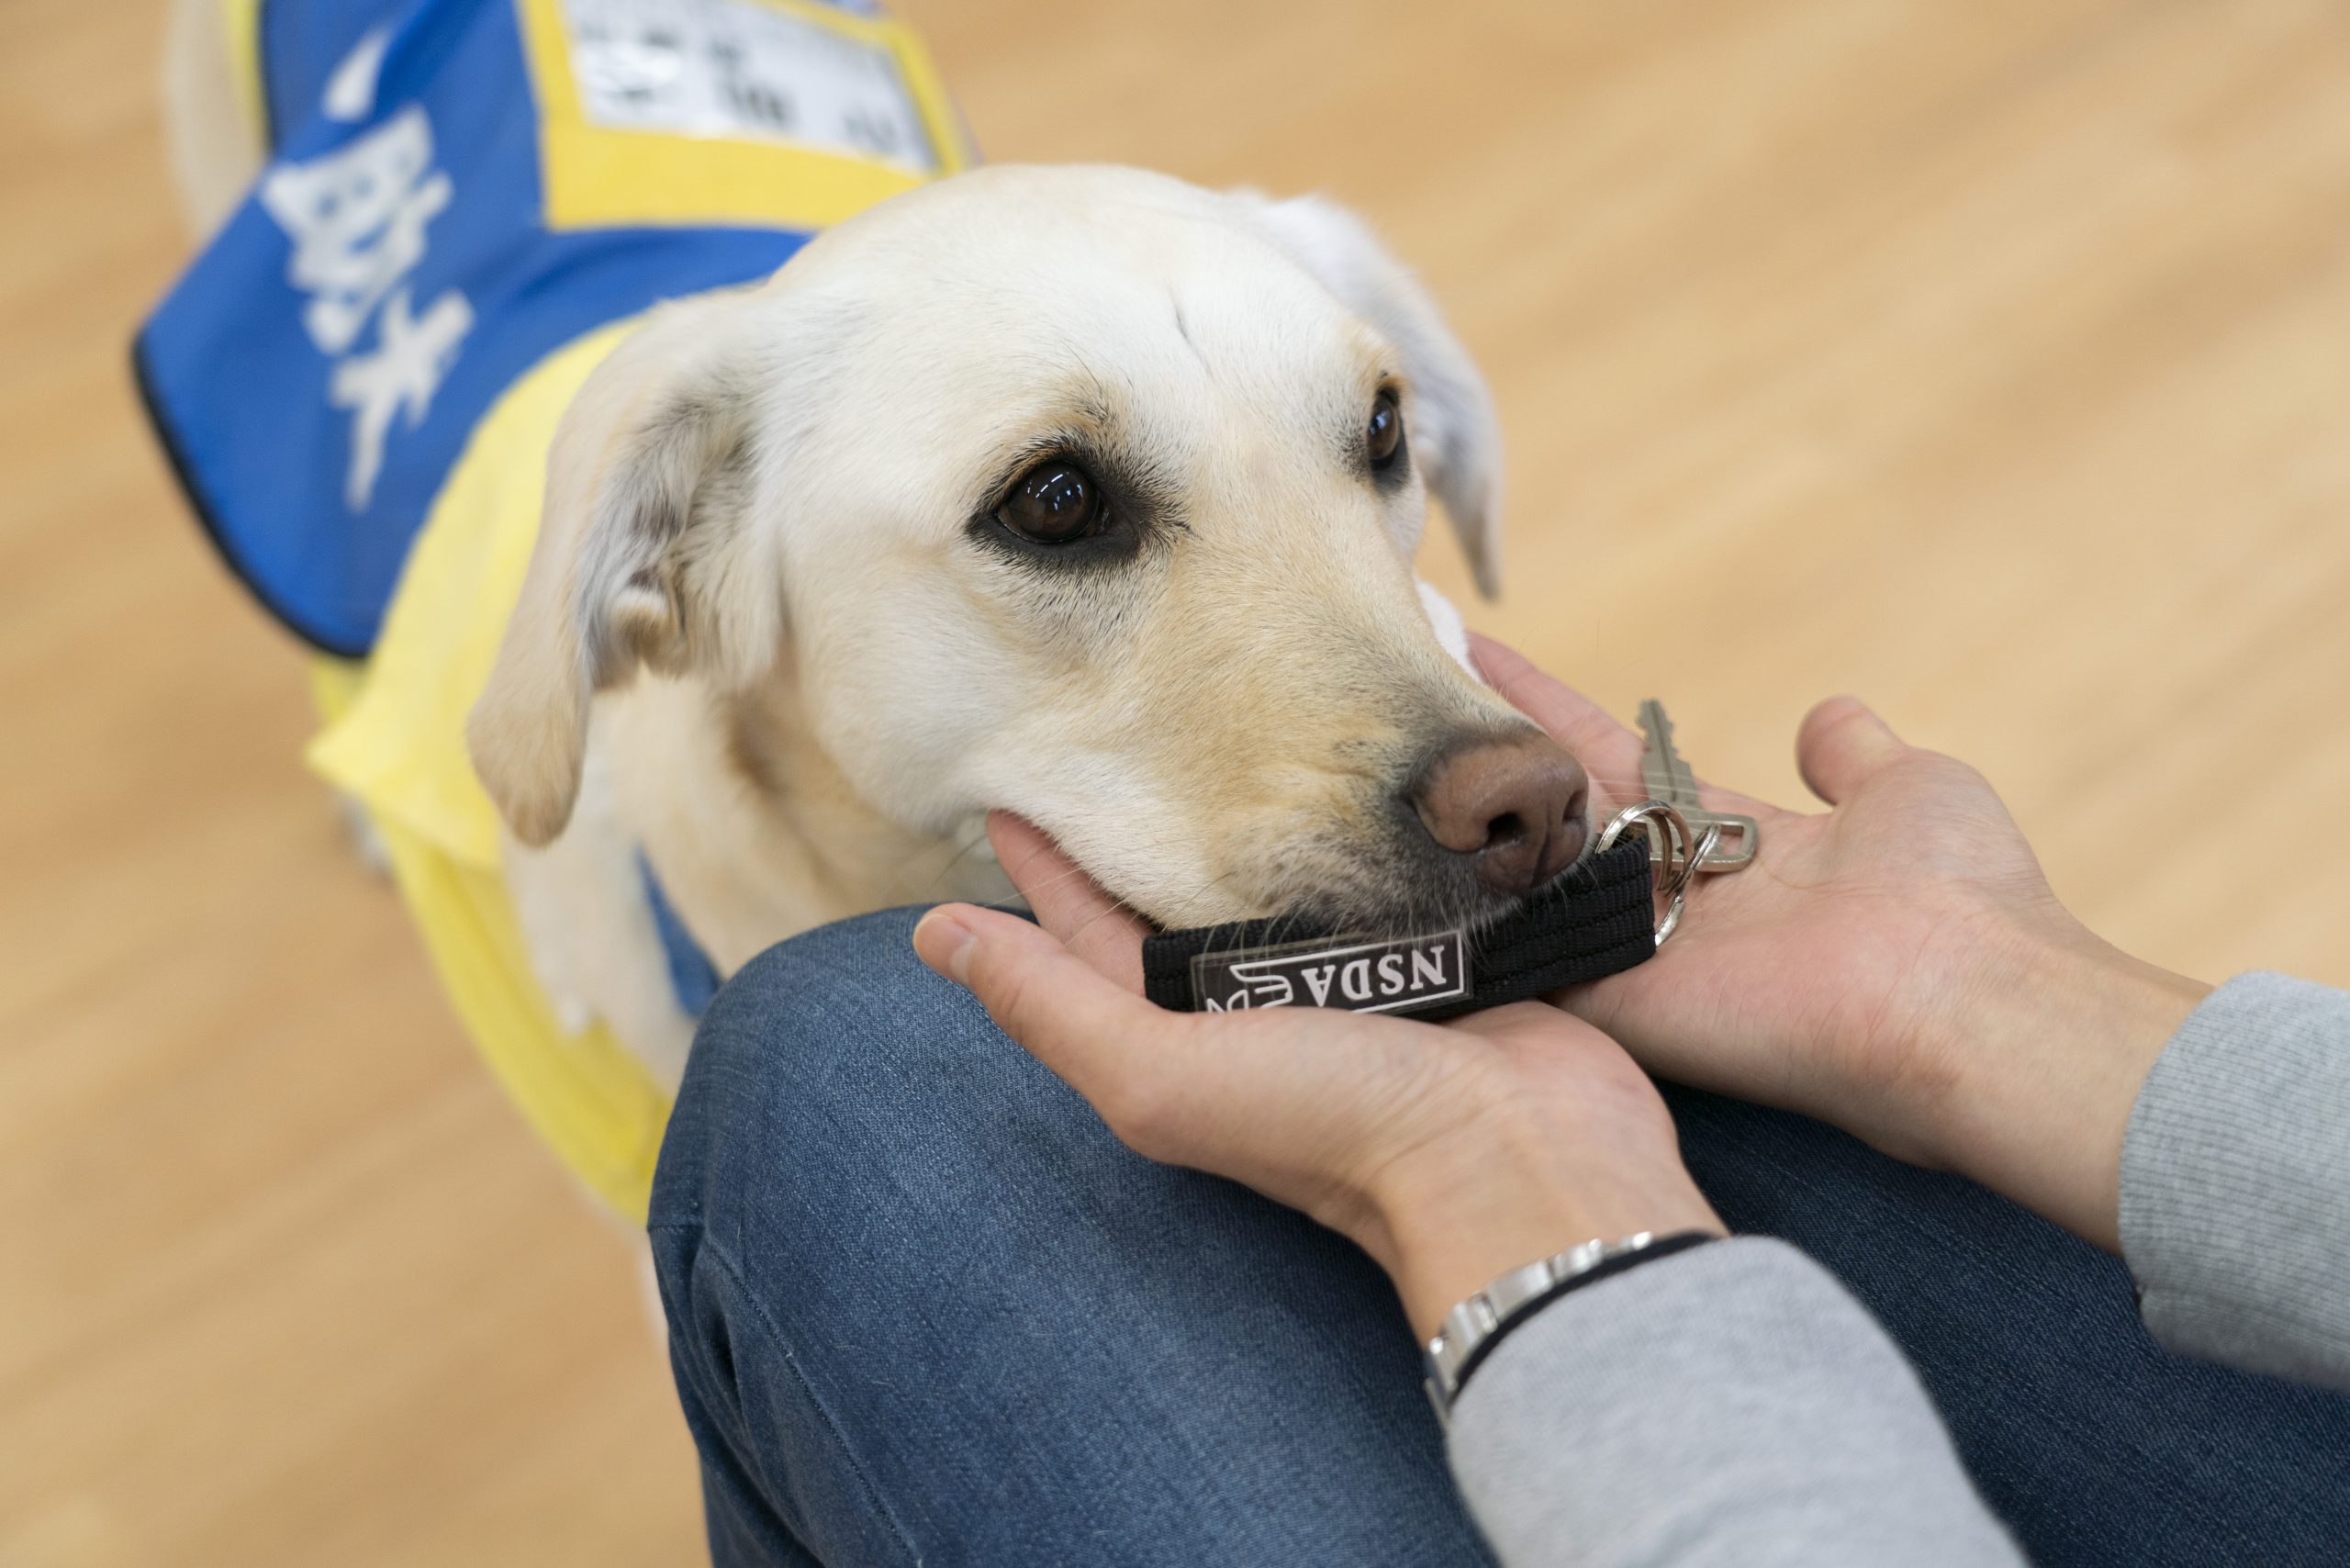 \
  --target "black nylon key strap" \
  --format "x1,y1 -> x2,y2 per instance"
1140,834 -> 1657,1020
